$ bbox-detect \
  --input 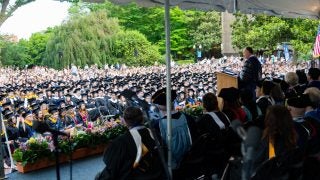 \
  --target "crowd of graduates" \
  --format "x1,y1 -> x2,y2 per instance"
0,58 -> 319,179
95,65 -> 320,179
